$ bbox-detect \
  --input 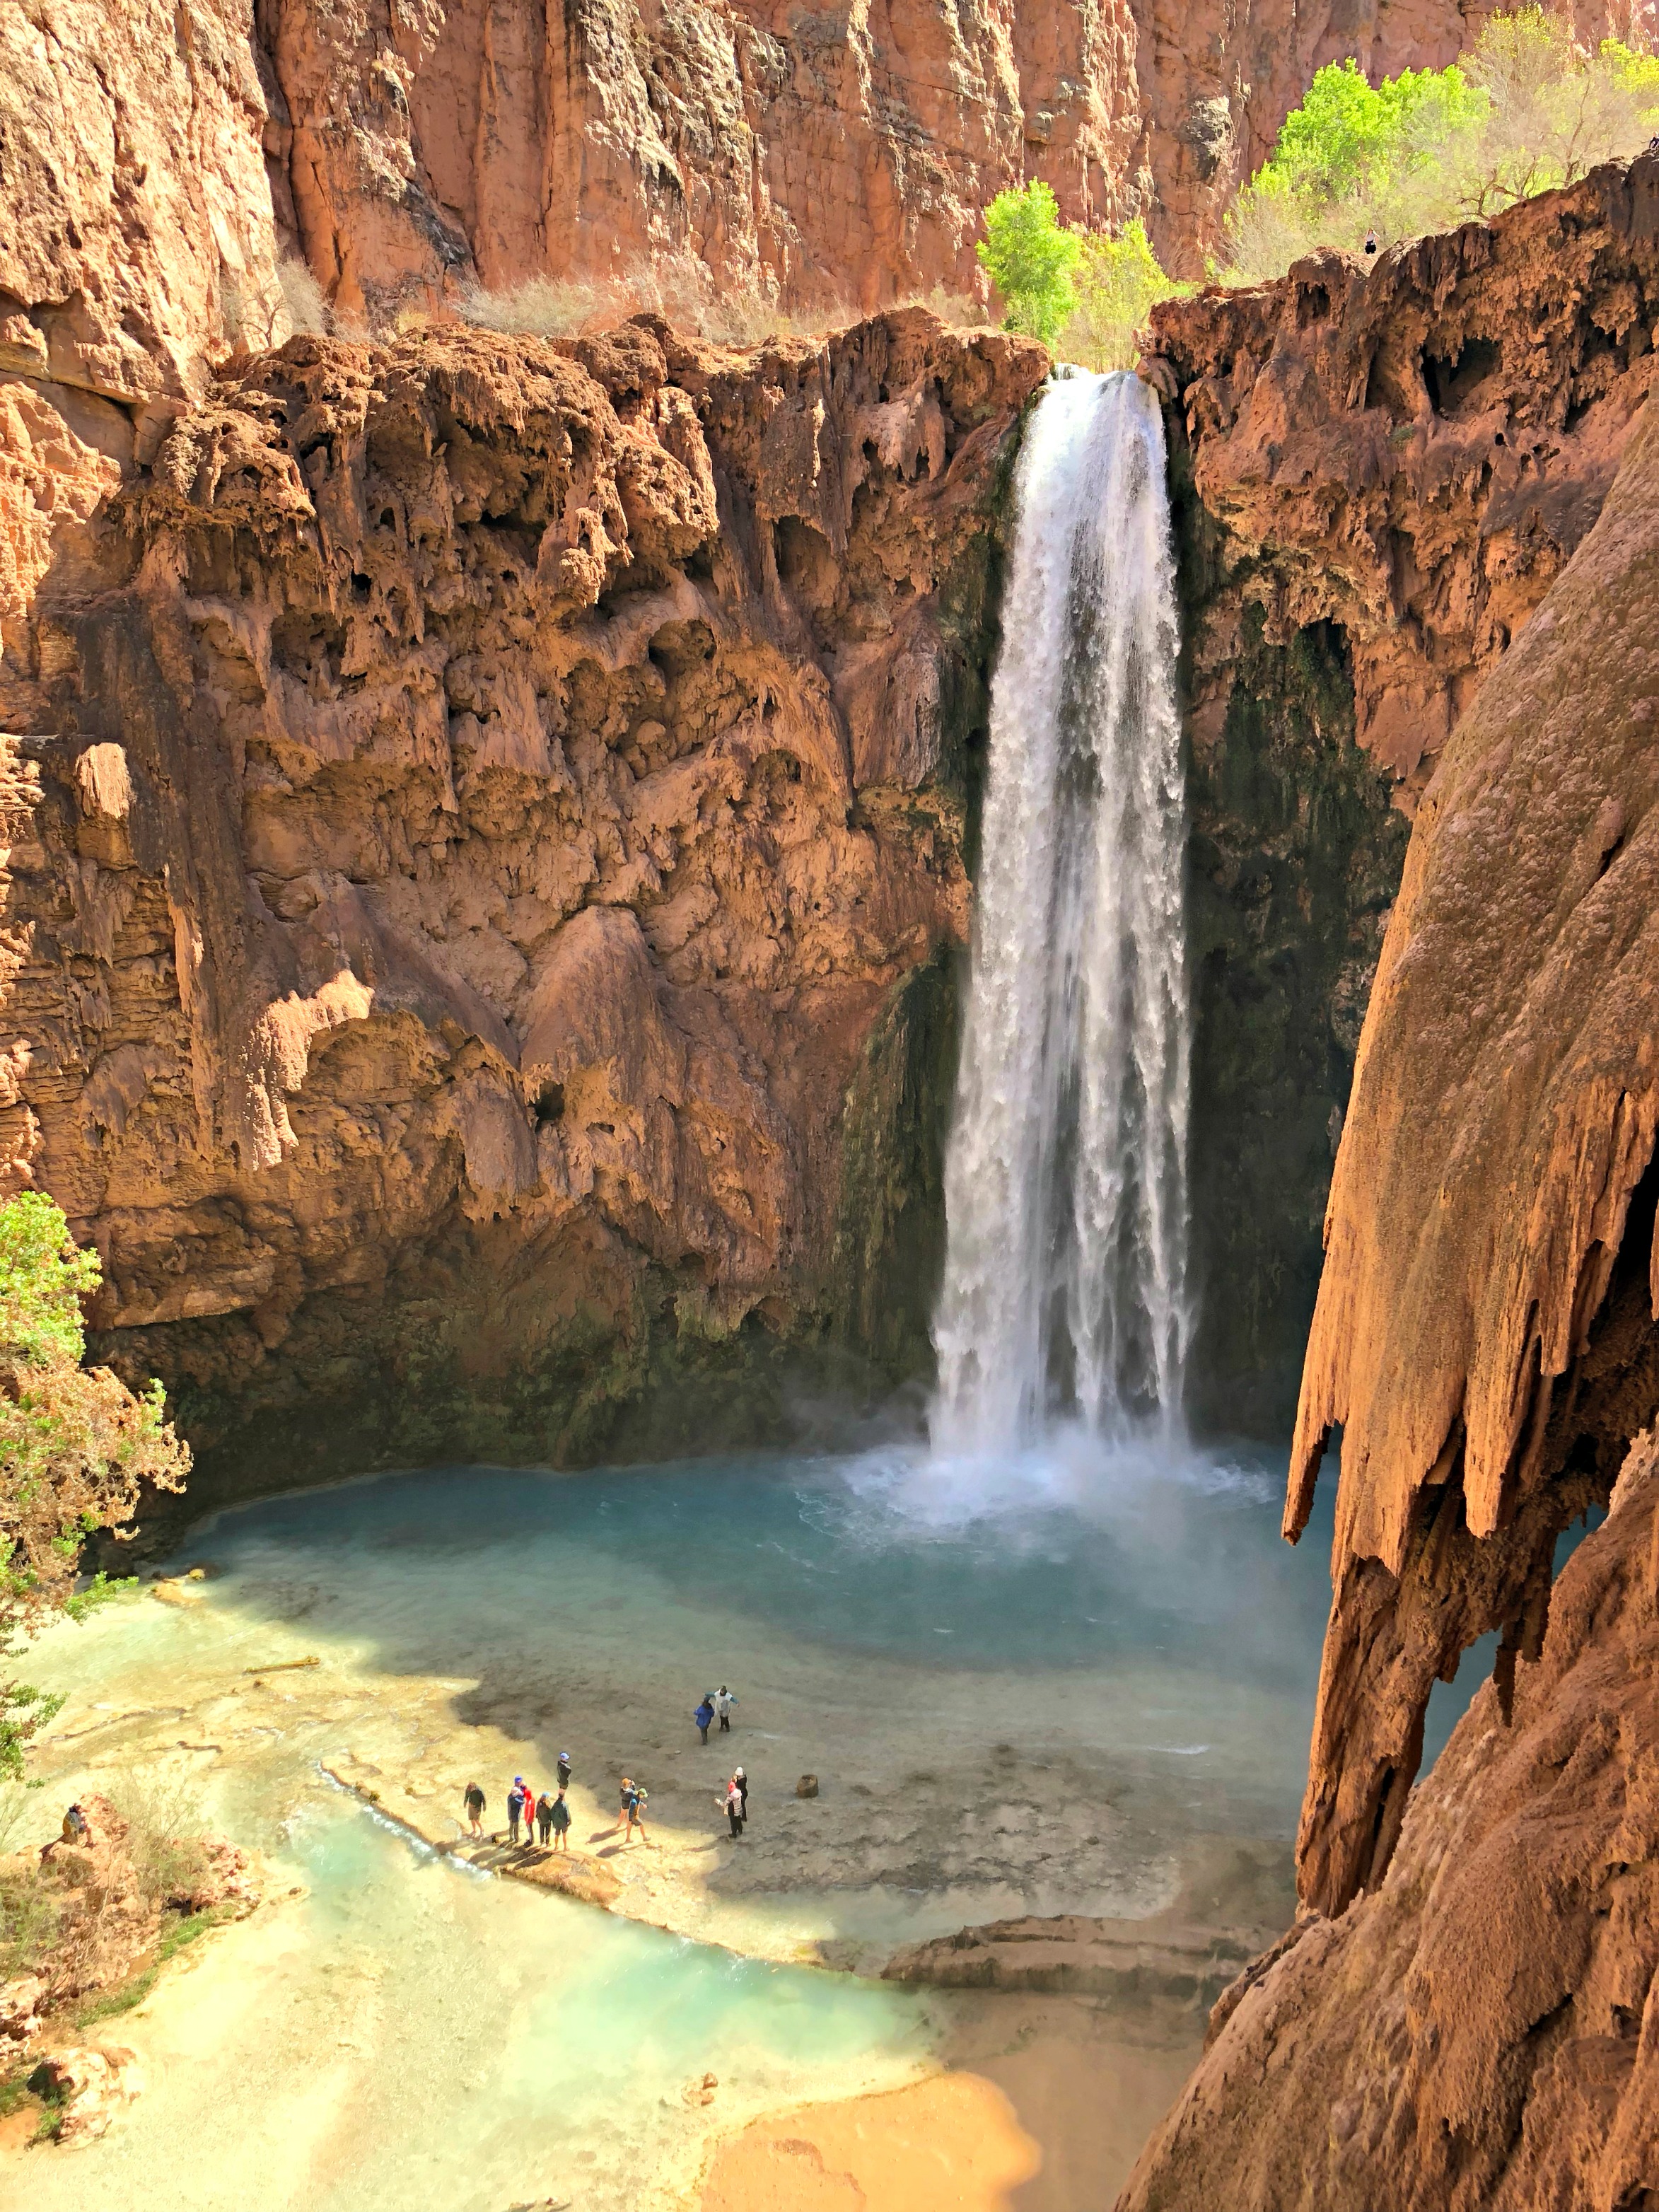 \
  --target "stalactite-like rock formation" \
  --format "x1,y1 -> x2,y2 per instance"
1286,378 -> 1659,1922
1118,1428 -> 1659,2212
1124,161 -> 1659,2212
